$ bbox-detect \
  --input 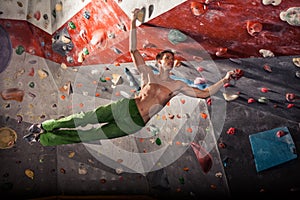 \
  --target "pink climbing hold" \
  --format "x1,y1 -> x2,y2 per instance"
248,98 -> 255,104
226,127 -> 236,135
276,130 -> 286,137
261,87 -> 269,93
